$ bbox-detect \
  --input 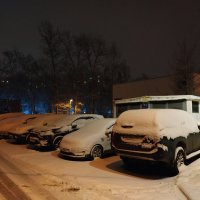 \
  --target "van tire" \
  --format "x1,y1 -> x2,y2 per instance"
172,146 -> 186,175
